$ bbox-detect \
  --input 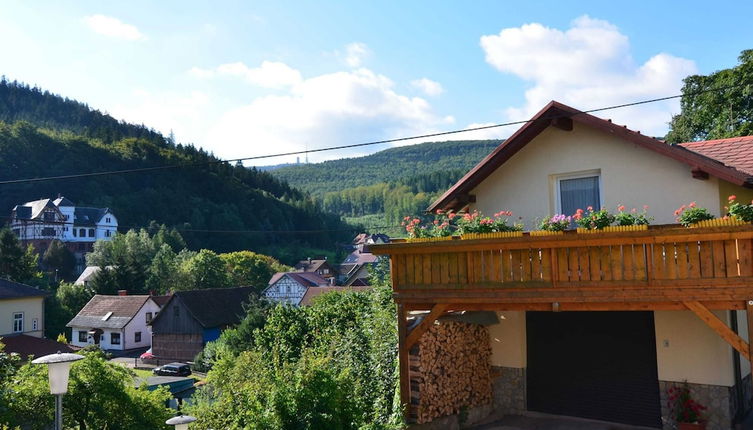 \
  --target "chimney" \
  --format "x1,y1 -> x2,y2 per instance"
118,290 -> 127,296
